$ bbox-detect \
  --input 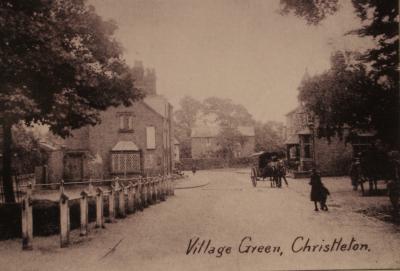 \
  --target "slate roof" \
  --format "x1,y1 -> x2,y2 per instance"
191,126 -> 220,138
143,95 -> 170,119
238,126 -> 255,137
